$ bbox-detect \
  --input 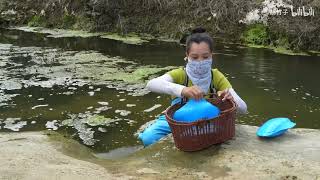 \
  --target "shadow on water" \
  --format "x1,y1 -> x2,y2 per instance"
0,28 -> 320,158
